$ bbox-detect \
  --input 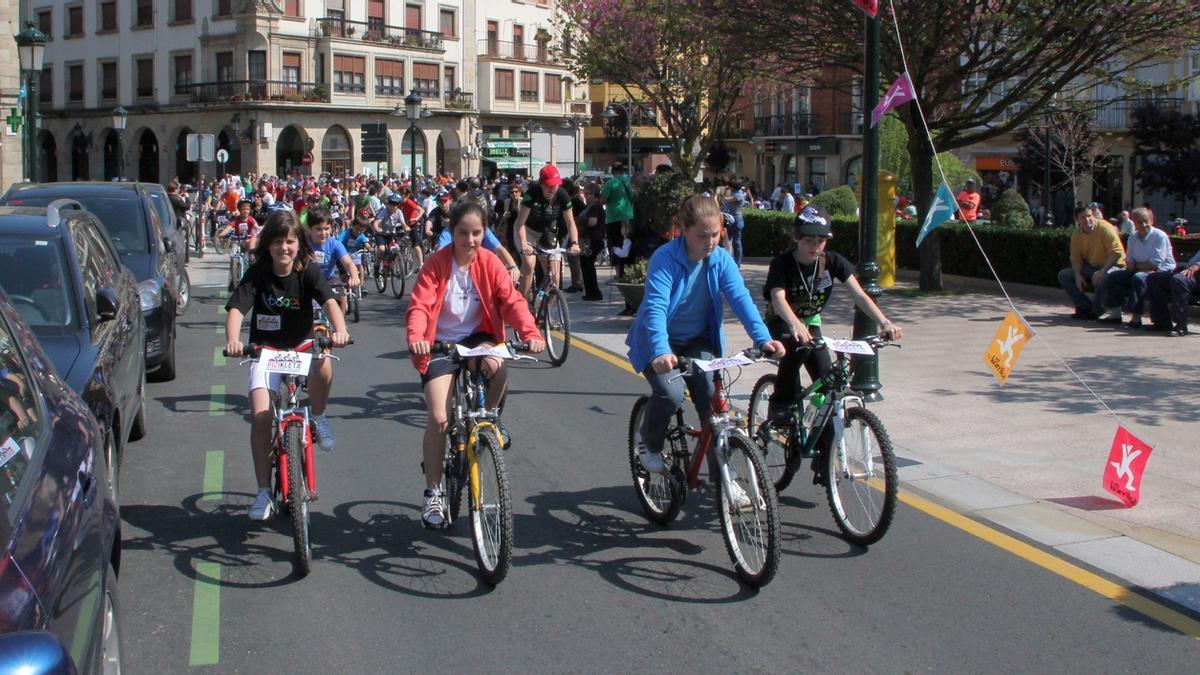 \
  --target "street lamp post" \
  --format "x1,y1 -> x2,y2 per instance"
1042,102 -> 1055,228
15,22 -> 47,182
603,102 -> 634,172
561,115 -> 587,177
519,119 -> 543,178
401,89 -> 432,181
112,106 -> 128,181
